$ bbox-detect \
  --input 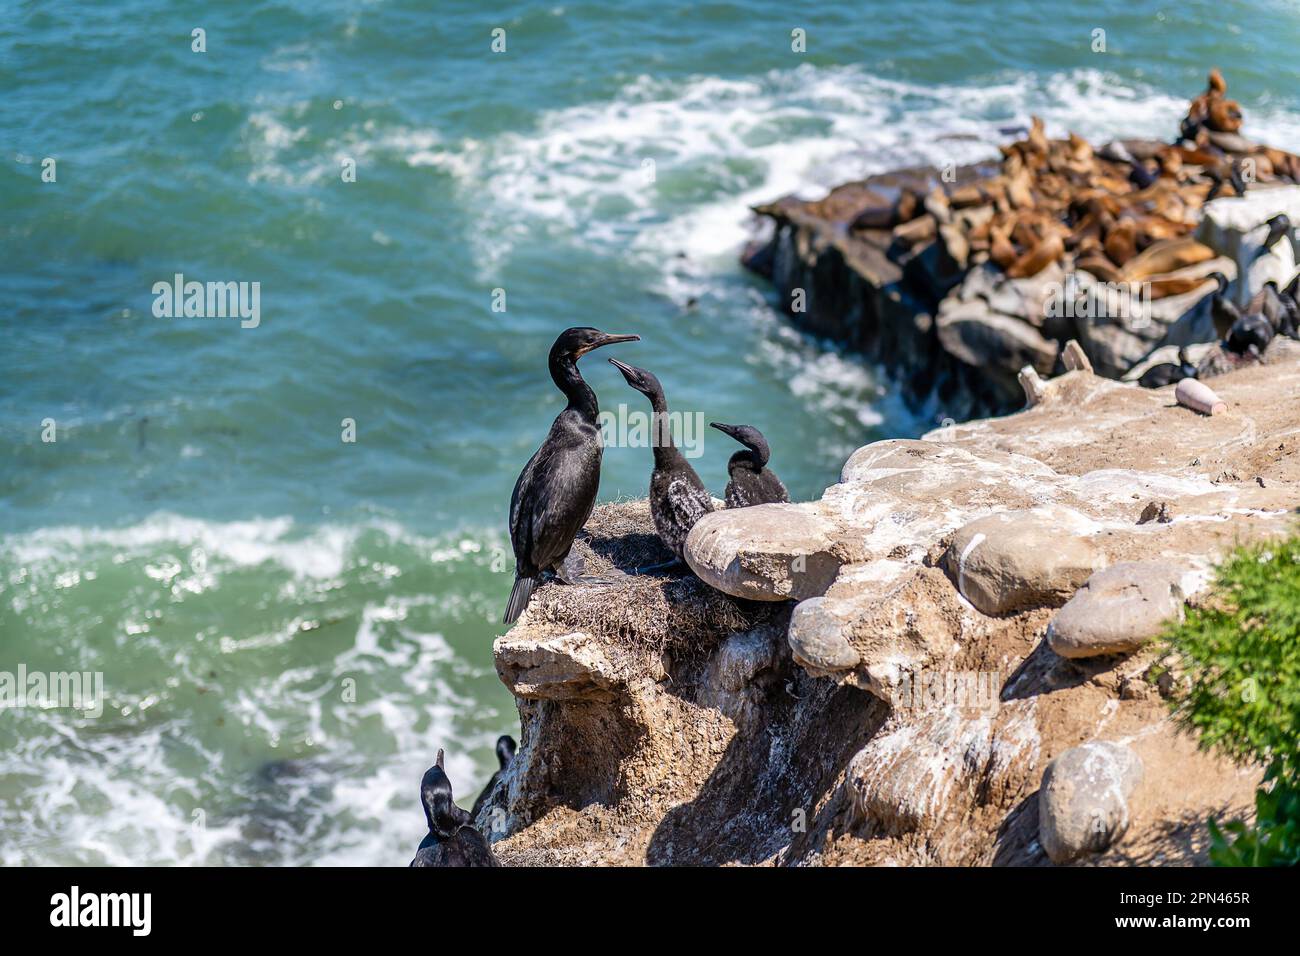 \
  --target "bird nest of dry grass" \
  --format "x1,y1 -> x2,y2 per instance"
522,499 -> 784,659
